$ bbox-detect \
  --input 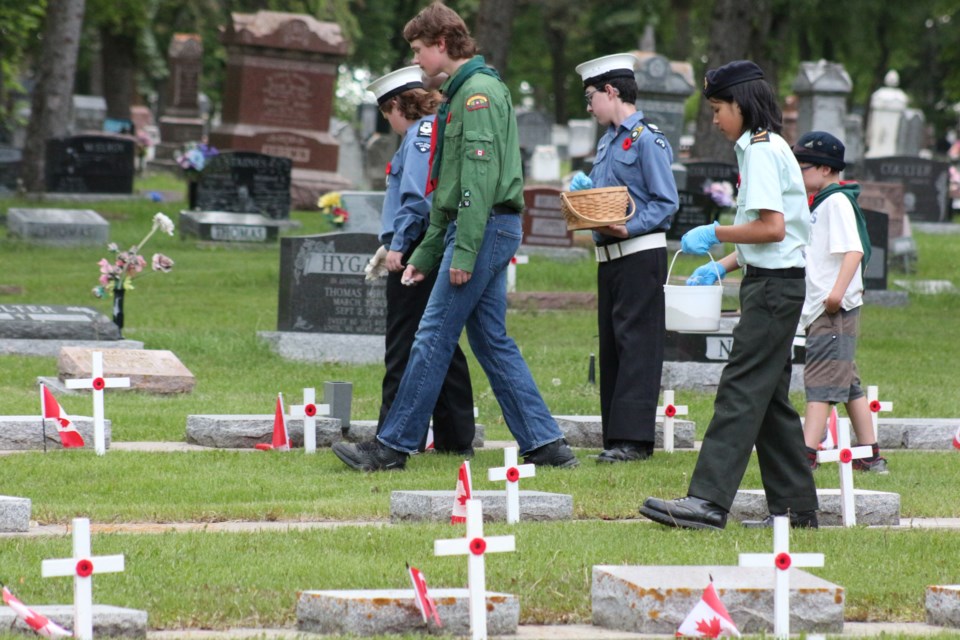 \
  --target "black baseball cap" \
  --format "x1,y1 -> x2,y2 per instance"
793,131 -> 846,171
